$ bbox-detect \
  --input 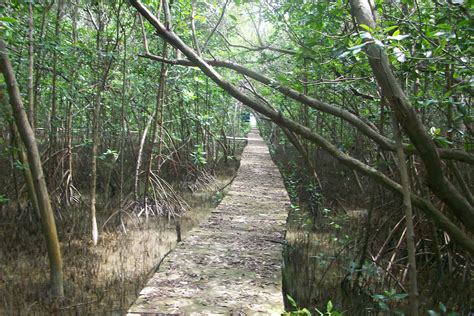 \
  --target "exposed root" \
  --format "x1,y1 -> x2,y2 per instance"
131,172 -> 189,219
187,169 -> 218,193
53,170 -> 82,210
